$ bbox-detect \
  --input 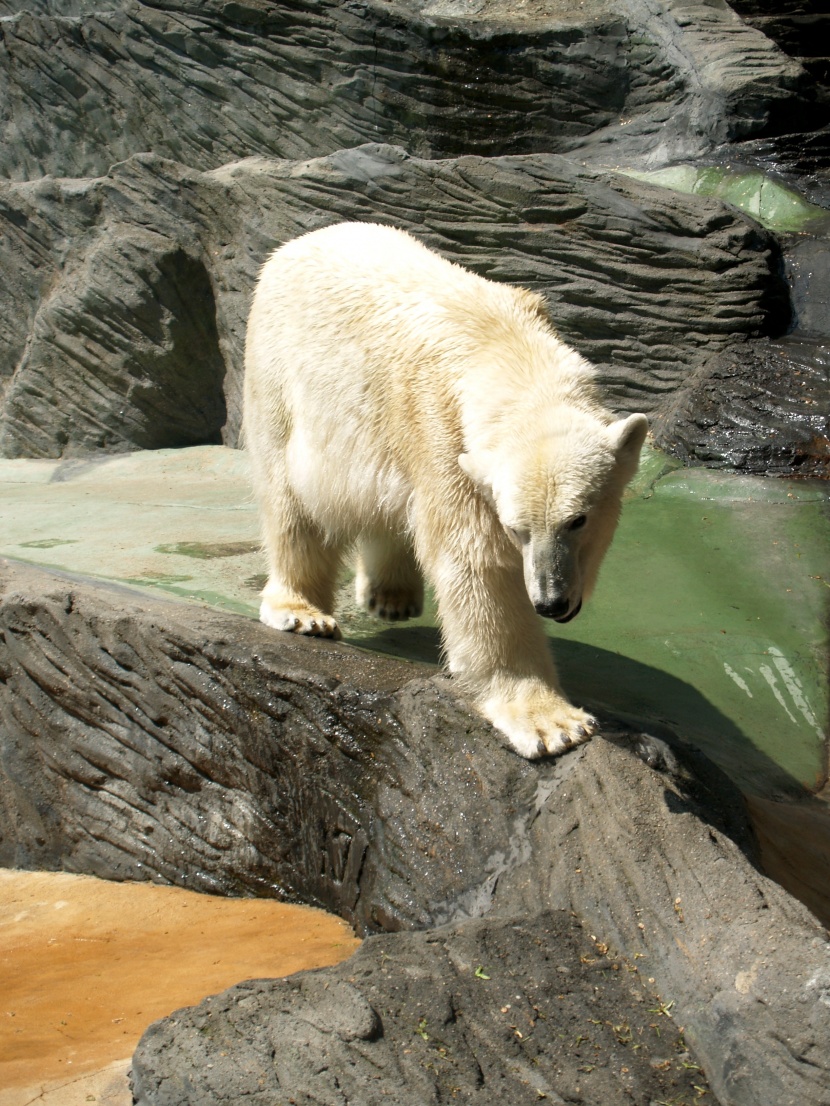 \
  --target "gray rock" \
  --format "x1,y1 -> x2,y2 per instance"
0,145 -> 788,457
651,335 -> 830,476
0,558 -> 828,1106
132,913 -> 716,1106
0,0 -> 805,182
